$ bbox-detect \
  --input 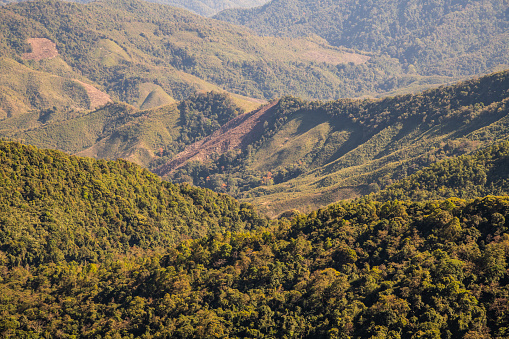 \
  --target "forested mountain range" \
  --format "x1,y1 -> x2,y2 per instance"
4,66 -> 508,217
0,0 -> 449,114
1,0 -> 509,337
216,0 -> 509,78
1,141 -> 508,337
156,70 -> 509,216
